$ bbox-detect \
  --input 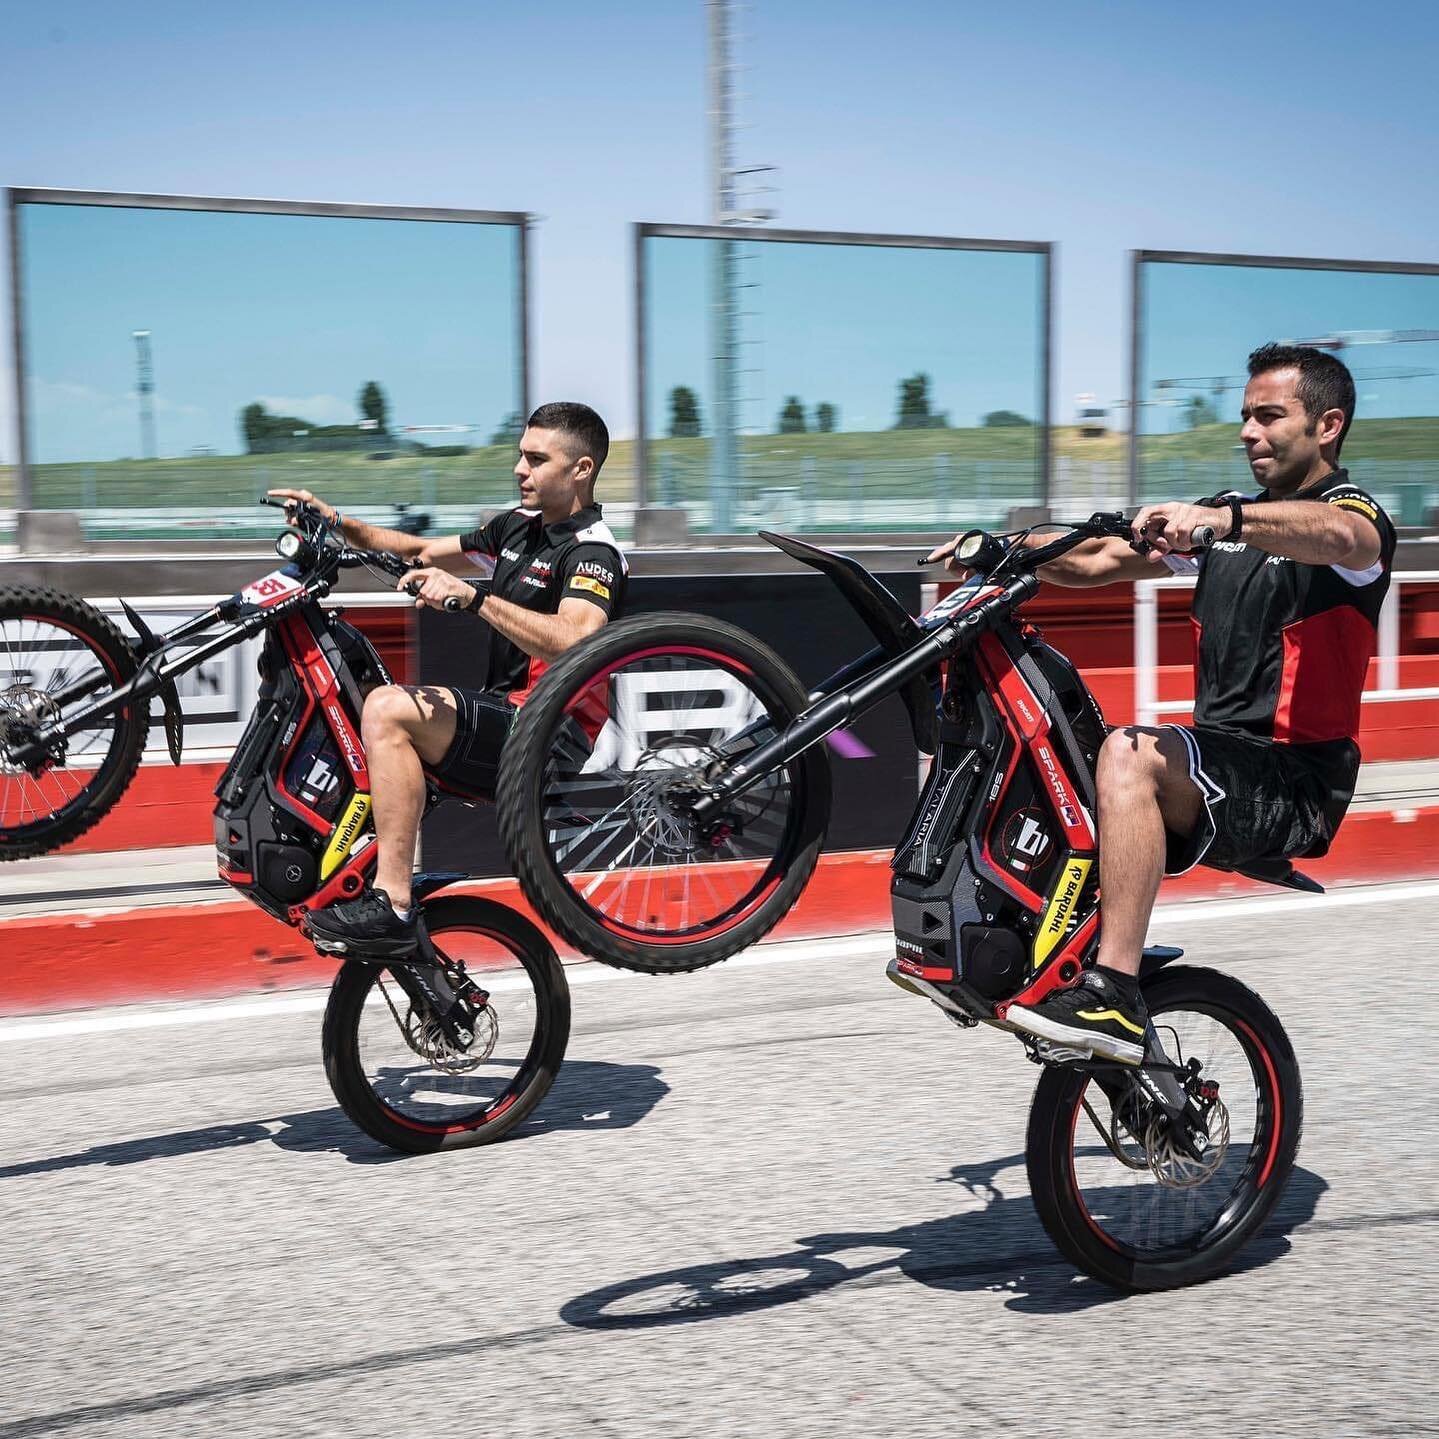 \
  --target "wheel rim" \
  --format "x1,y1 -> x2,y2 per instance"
354,923 -> 549,1135
1066,1001 -> 1279,1259
534,645 -> 805,944
0,612 -> 128,836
